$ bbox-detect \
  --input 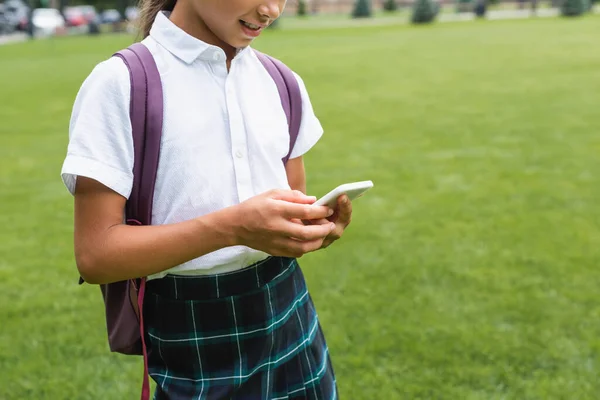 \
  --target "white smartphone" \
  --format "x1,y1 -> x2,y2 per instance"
313,180 -> 374,208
